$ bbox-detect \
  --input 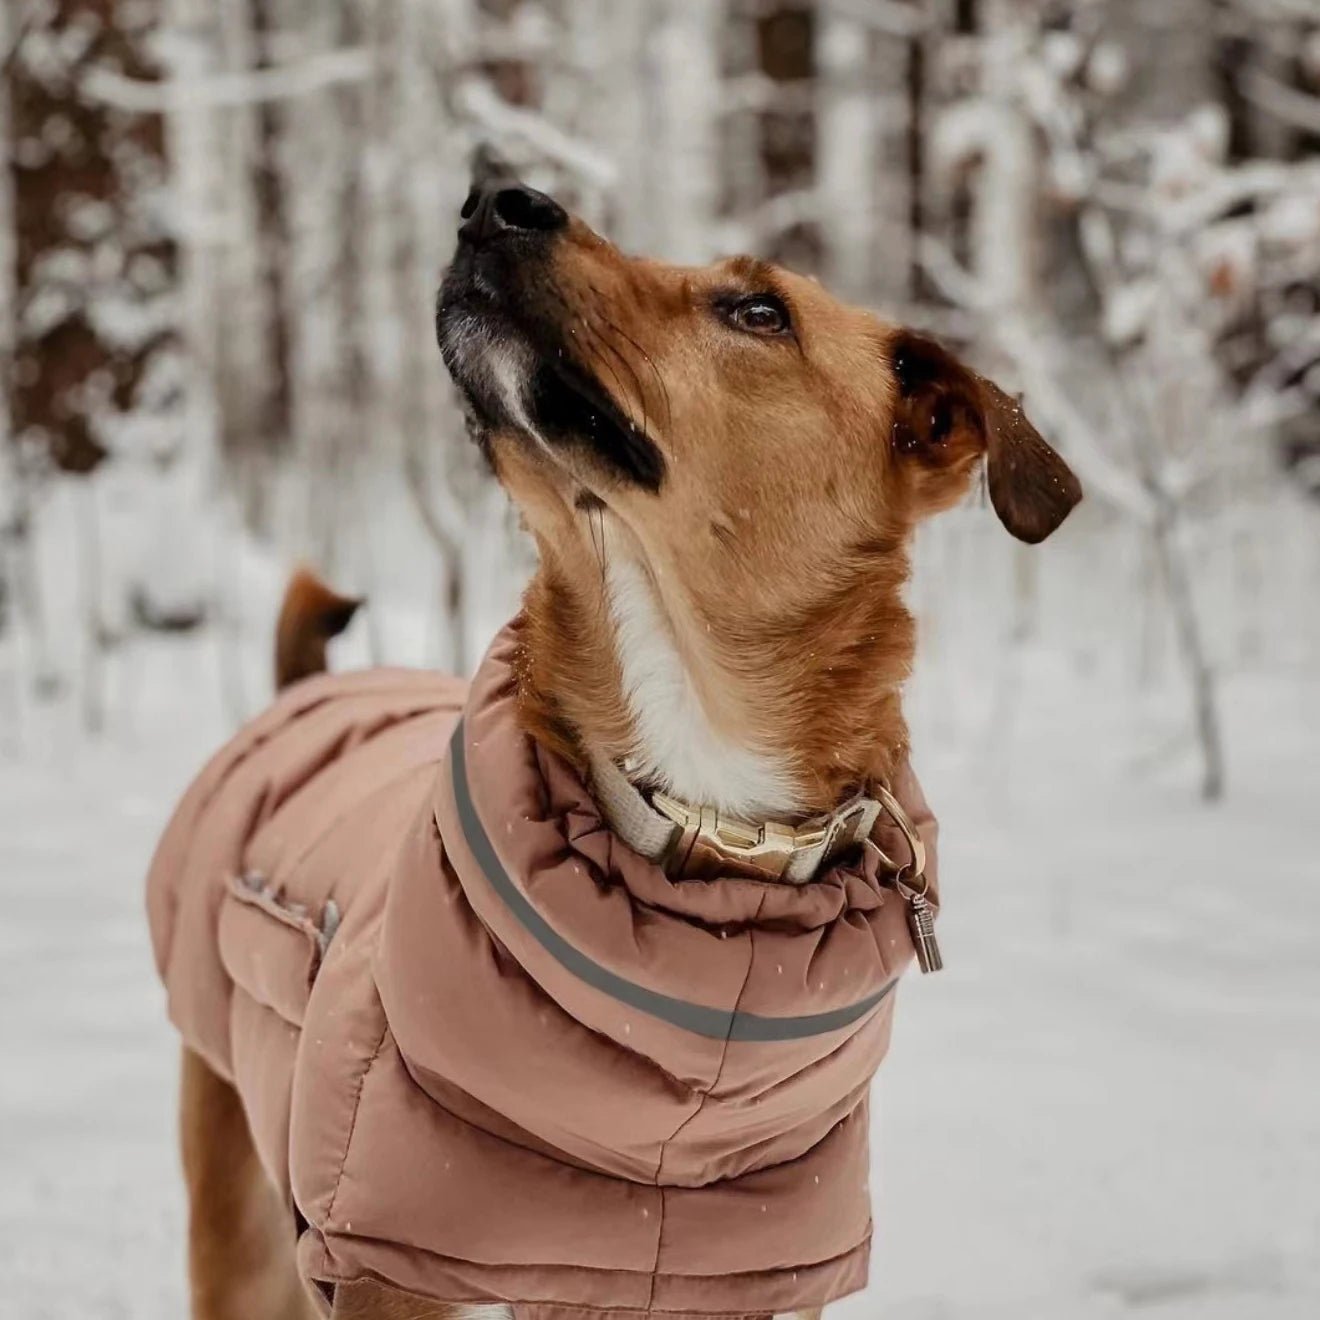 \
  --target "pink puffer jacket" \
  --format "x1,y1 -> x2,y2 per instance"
146,624 -> 938,1317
